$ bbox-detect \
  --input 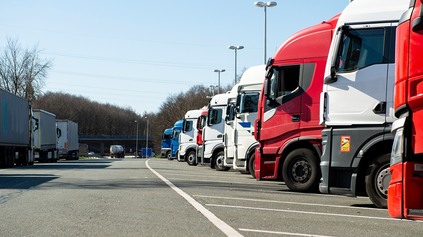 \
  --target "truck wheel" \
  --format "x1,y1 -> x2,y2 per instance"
215,151 -> 229,171
166,151 -> 172,160
248,152 -> 256,179
365,153 -> 390,208
282,148 -> 320,192
186,151 -> 197,166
